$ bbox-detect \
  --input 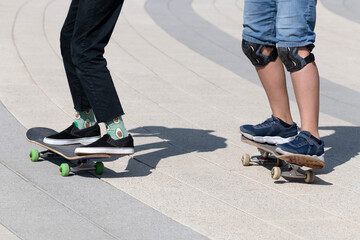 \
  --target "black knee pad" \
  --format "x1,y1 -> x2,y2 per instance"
278,45 -> 315,72
242,39 -> 278,67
